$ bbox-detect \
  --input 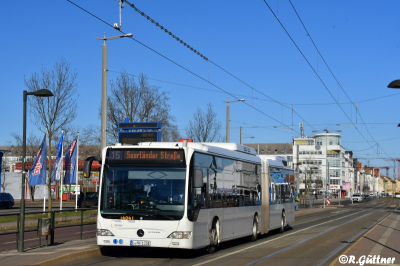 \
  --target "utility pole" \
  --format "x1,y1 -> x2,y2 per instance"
240,126 -> 243,144
223,99 -> 245,143
96,32 -> 133,152
101,36 -> 107,151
